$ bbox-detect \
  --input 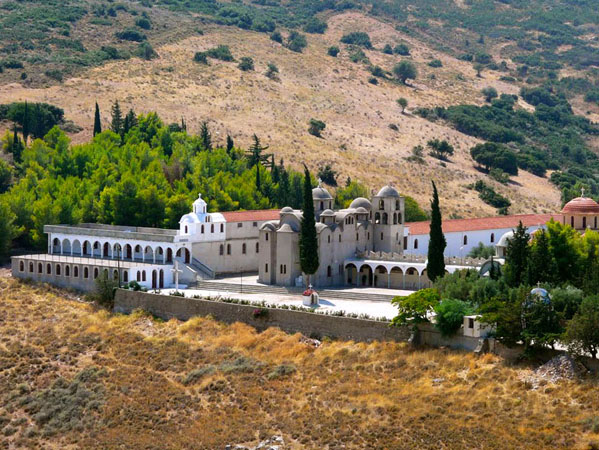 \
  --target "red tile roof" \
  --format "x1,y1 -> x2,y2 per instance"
561,197 -> 599,214
406,213 -> 563,235
221,209 -> 280,223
